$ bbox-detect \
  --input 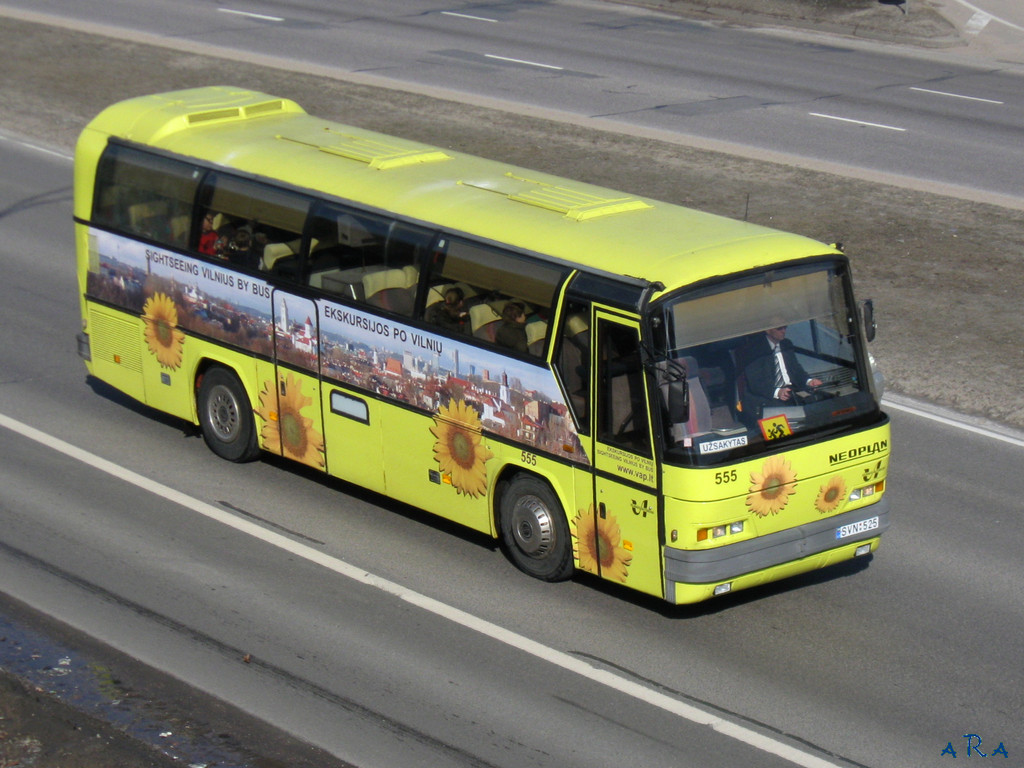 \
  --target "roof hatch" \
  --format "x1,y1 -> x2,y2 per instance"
280,129 -> 451,170
463,173 -> 653,221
